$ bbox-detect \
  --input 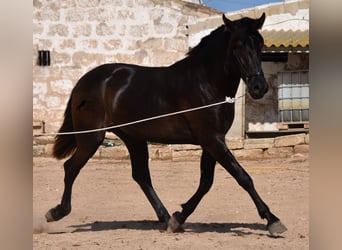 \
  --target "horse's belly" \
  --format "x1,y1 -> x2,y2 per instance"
116,116 -> 197,144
